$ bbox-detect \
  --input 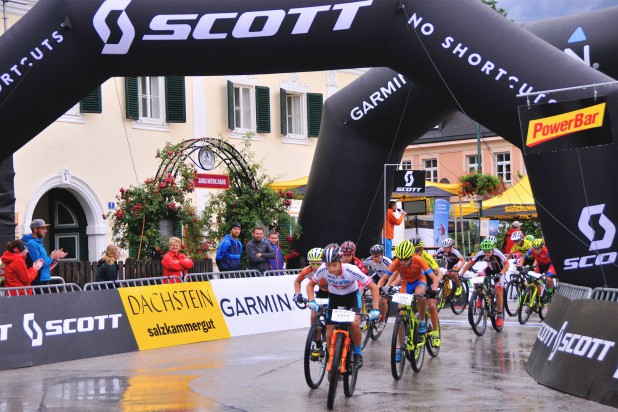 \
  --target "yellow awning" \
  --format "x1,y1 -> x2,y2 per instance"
269,176 -> 308,191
